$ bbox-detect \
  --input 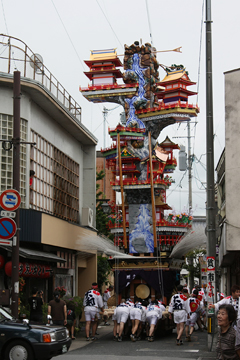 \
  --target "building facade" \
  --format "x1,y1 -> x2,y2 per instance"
0,35 -> 100,305
216,68 -> 240,295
